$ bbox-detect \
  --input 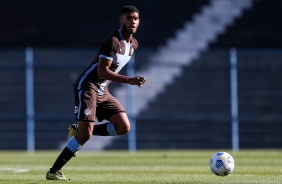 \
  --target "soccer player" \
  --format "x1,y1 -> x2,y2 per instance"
46,5 -> 146,181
